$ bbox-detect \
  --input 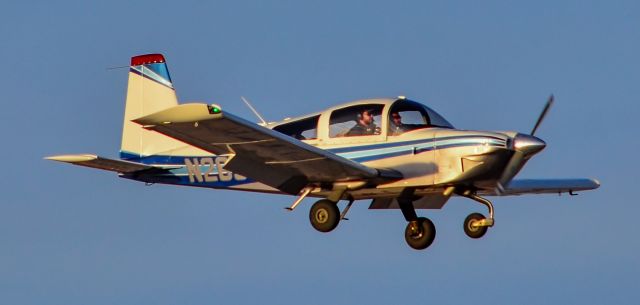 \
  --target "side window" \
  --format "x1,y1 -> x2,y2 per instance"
395,111 -> 427,124
329,104 -> 384,137
272,115 -> 319,140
